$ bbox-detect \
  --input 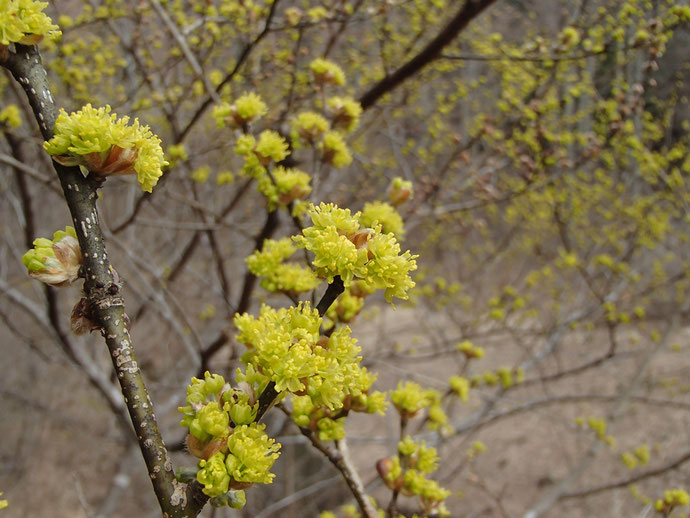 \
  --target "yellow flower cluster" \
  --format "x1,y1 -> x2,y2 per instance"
178,372 -> 281,503
292,111 -> 330,143
246,237 -> 320,294
256,166 -> 312,210
621,445 -> 650,469
213,91 -> 268,129
327,96 -> 362,133
377,437 -> 451,517
294,203 -> 417,303
655,488 -> 689,515
320,131 -> 352,168
44,104 -> 167,192
449,376 -> 470,402
196,424 -> 280,498
455,339 -> 484,359
389,381 -> 433,419
0,0 -> 60,46
235,303 -> 386,418
310,58 -> 345,86
361,201 -> 405,237
0,104 -> 22,128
